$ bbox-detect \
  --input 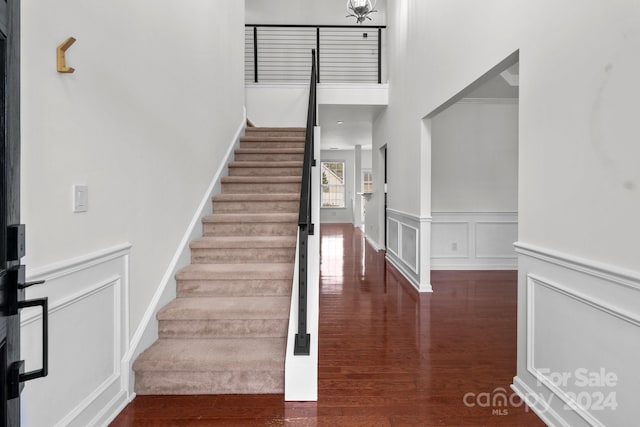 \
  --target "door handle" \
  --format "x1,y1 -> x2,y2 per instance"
6,265 -> 45,314
8,297 -> 49,399
4,264 -> 49,399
